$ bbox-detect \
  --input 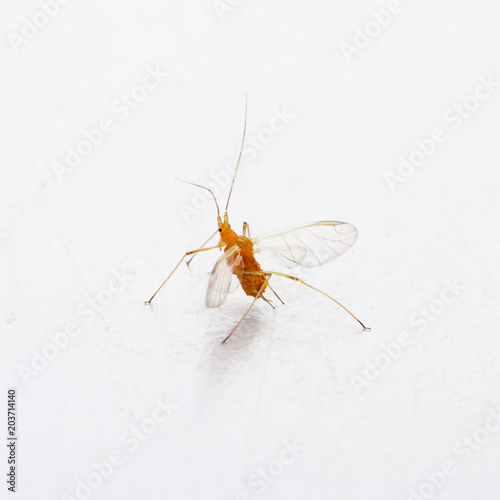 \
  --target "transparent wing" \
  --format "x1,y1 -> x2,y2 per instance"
252,221 -> 358,268
206,246 -> 242,308
254,244 -> 307,268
